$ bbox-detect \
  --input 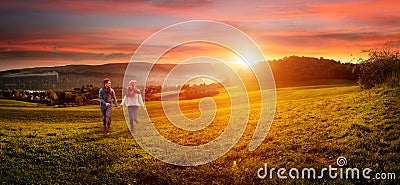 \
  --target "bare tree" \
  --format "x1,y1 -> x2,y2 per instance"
355,42 -> 400,89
